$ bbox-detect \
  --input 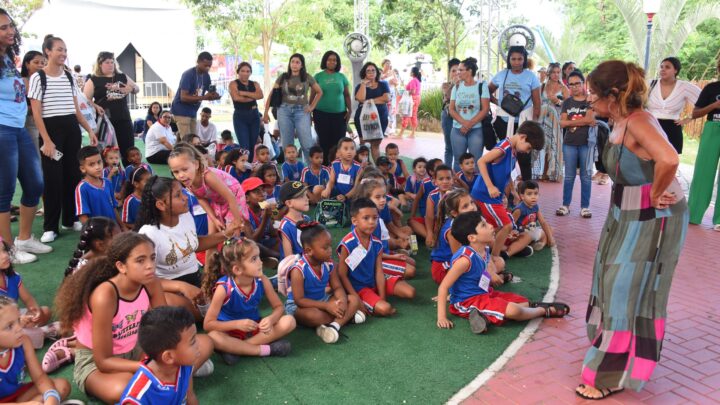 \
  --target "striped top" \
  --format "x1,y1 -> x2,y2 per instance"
27,71 -> 77,118
646,80 -> 701,120
119,362 -> 192,405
